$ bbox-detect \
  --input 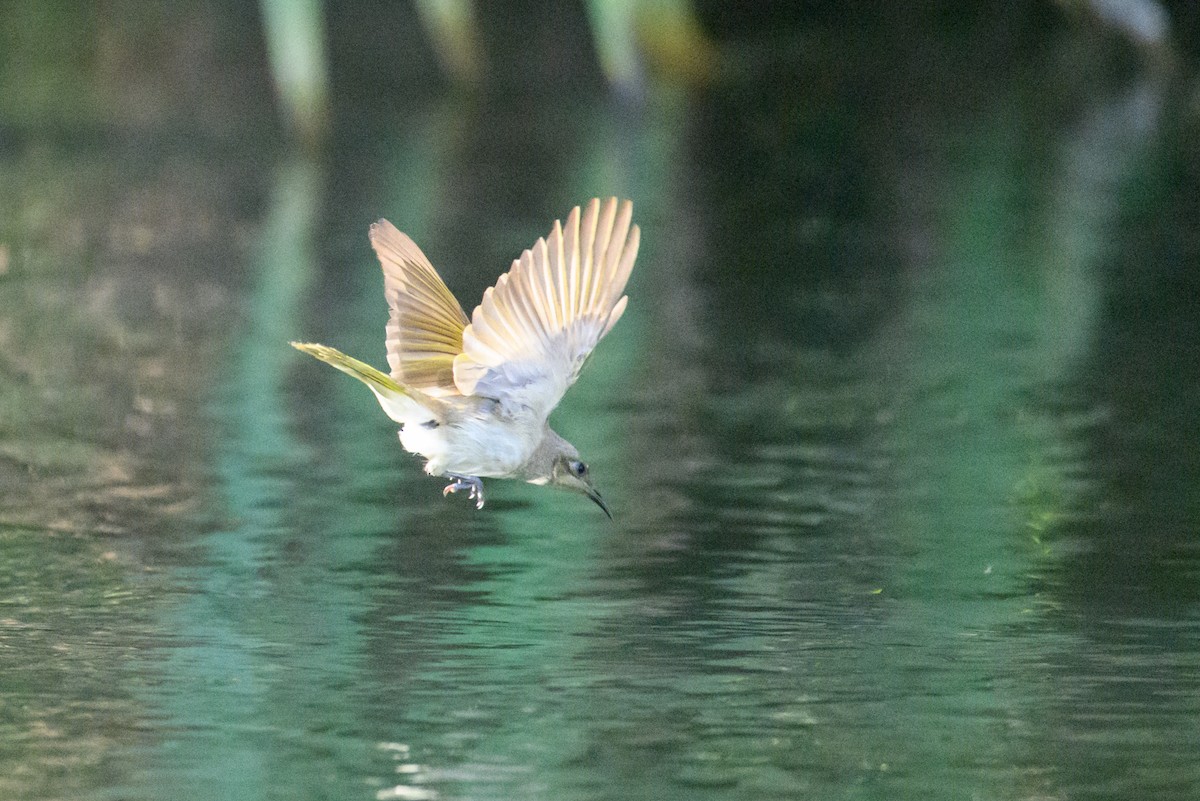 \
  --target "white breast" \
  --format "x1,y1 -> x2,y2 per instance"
399,409 -> 540,478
